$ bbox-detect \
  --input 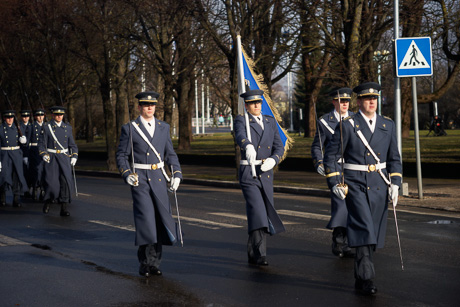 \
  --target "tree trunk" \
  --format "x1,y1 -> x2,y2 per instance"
100,83 -> 117,171
83,85 -> 94,143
